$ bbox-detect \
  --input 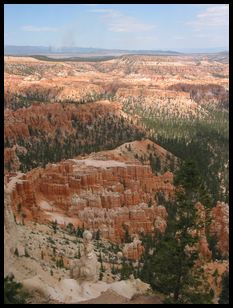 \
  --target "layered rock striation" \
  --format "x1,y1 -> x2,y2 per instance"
5,141 -> 173,243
